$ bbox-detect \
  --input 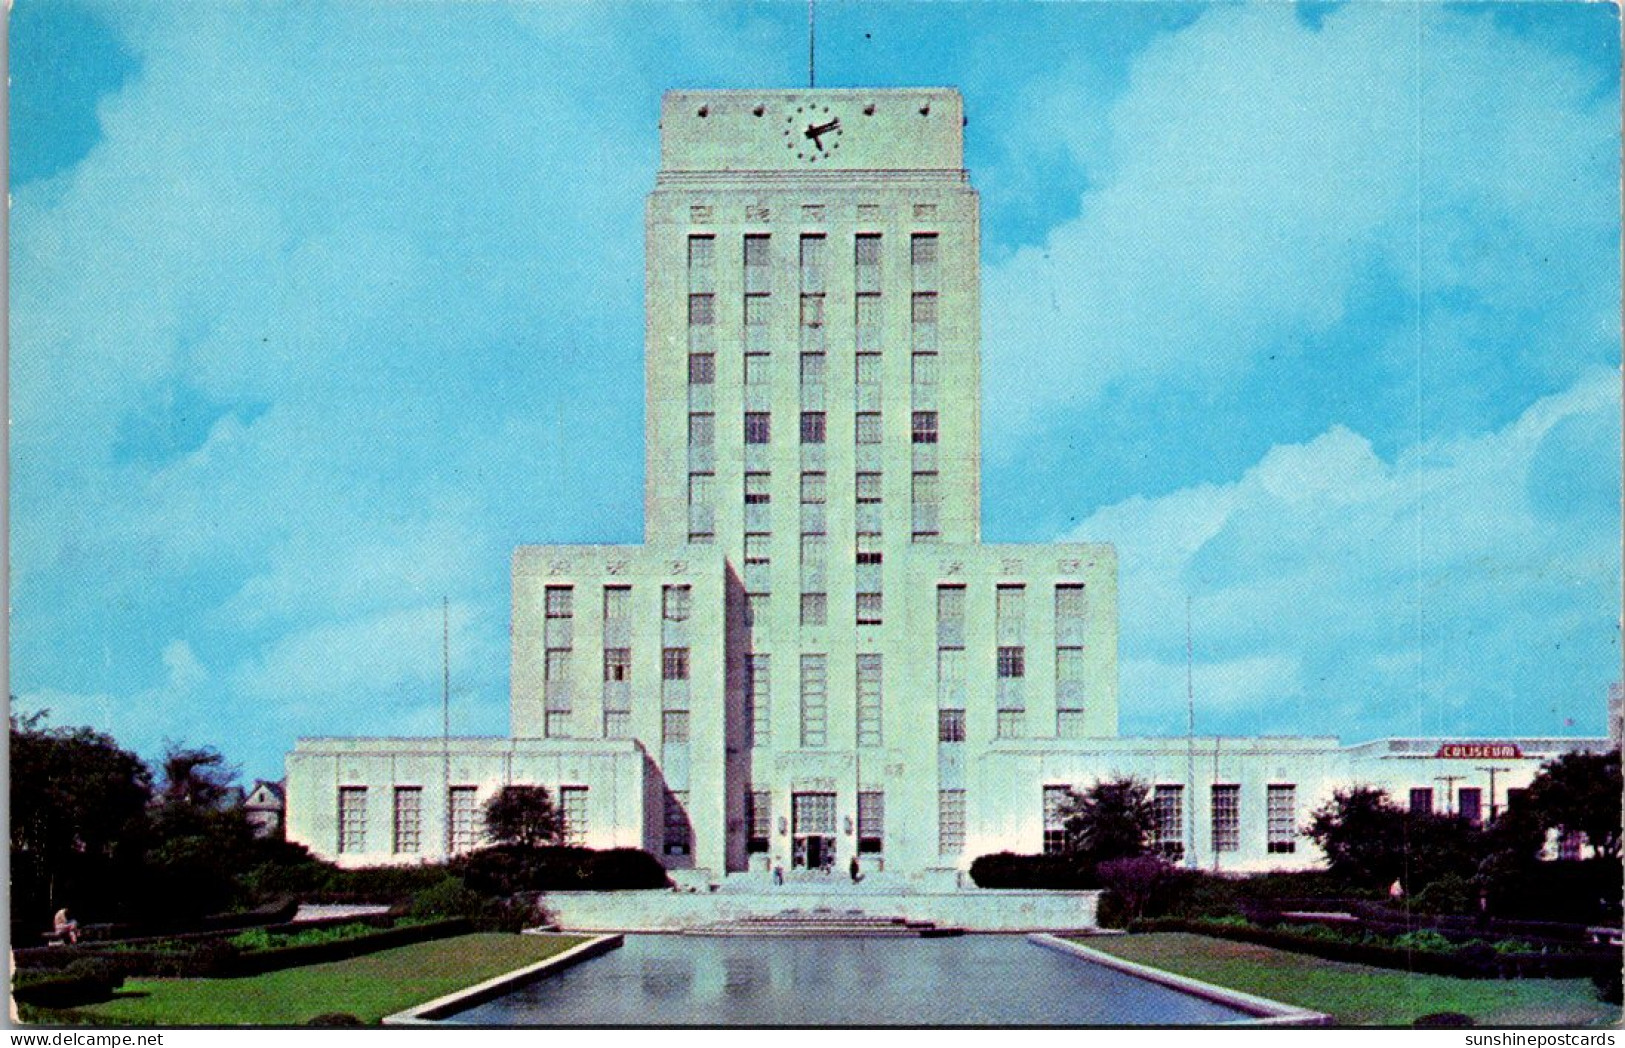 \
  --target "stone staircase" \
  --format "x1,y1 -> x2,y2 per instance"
683,907 -> 966,938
